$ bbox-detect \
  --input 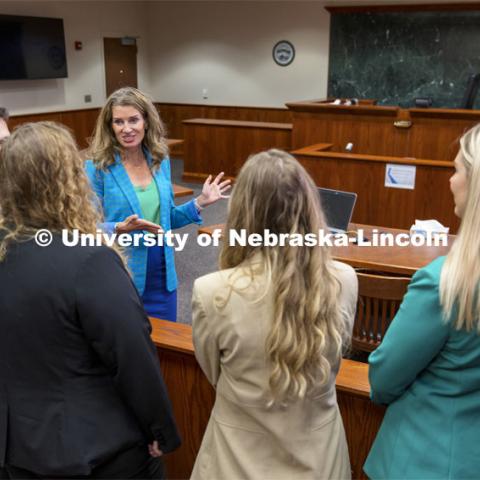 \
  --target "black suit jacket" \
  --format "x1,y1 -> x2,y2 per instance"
0,236 -> 180,476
